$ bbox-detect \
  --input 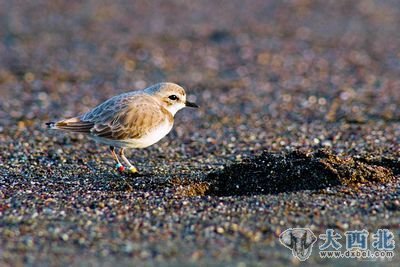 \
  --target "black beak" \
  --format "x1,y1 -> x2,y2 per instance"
185,101 -> 199,108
